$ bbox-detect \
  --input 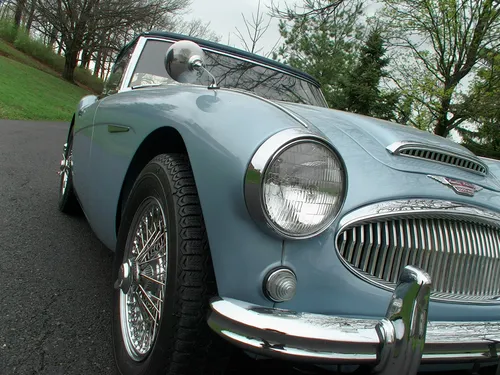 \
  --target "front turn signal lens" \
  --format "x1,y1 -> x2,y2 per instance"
264,268 -> 297,302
